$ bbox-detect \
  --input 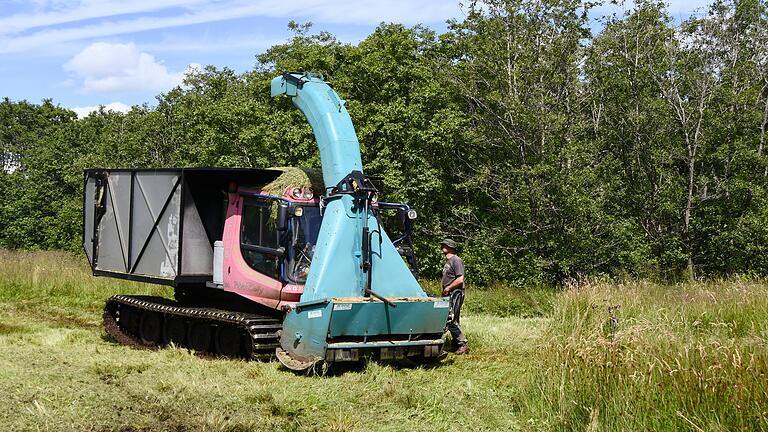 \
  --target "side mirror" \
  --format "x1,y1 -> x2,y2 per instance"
277,202 -> 289,231
396,207 -> 417,230
396,208 -> 407,230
